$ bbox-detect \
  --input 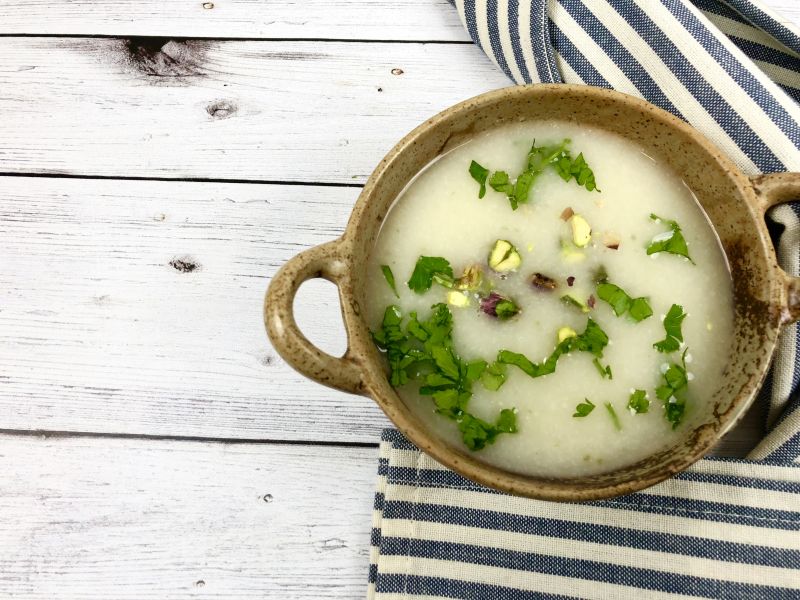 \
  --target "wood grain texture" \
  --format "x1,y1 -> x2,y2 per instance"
0,0 -> 470,41
0,176 -> 764,455
0,176 -> 390,441
0,38 -> 508,183
0,433 -> 376,599
0,0 -> 795,39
